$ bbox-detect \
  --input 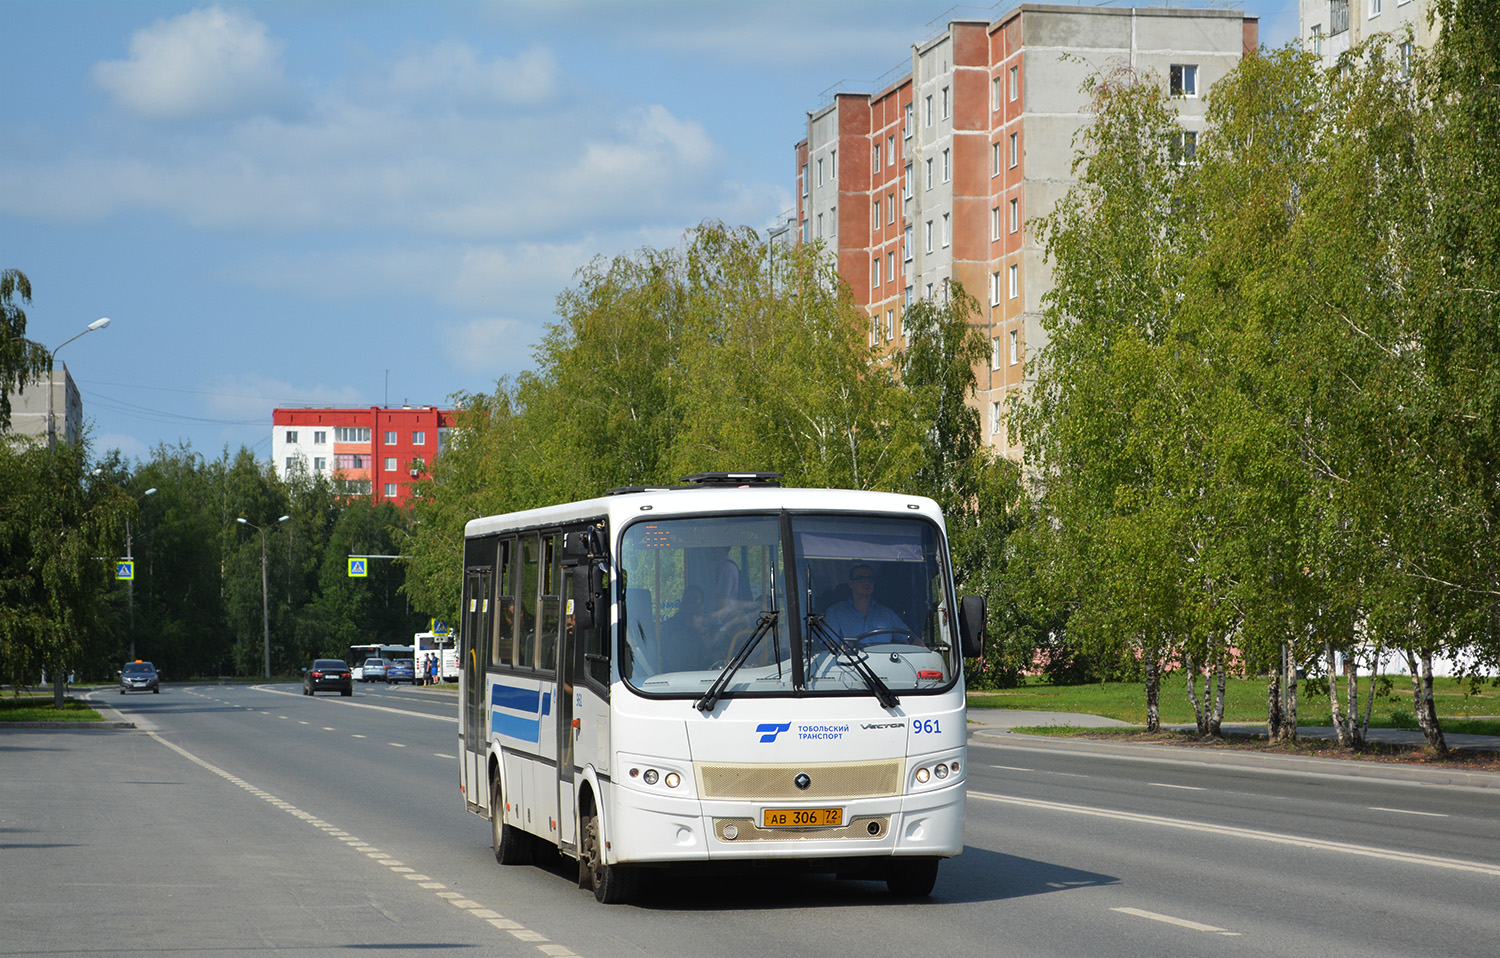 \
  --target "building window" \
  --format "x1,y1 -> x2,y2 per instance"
990,271 -> 1001,306
1170,64 -> 1199,98
1009,330 -> 1019,365
816,213 -> 823,238
1311,23 -> 1324,56
925,158 -> 933,189
412,430 -> 425,445
887,135 -> 895,165
801,163 -> 808,196
991,337 -> 1002,370
941,86 -> 949,119
873,142 -> 881,169
830,206 -> 836,235
335,453 -> 369,470
1399,40 -> 1414,76
817,158 -> 823,186
886,309 -> 895,341
1009,66 -> 1019,102
1009,264 -> 1019,299
925,95 -> 933,126
925,220 -> 934,253
1010,198 -> 1019,233
1369,0 -> 1382,14
384,430 -> 397,444
888,193 -> 896,224
904,226 -> 913,261
991,206 -> 1001,241
904,163 -> 913,198
872,315 -> 881,346
384,457 -> 397,471
802,219 -> 810,243
313,430 -> 326,444
904,286 -> 913,307
830,149 -> 836,178
887,251 -> 896,281
1172,130 -> 1198,164
991,76 -> 1001,111
942,148 -> 951,182
873,199 -> 881,230
334,427 -> 370,443
991,402 -> 1002,435
905,103 -> 913,138
992,142 -> 1001,176
285,430 -> 298,443
284,457 -> 296,471
926,283 -> 934,301
384,483 -> 398,497
873,257 -> 881,287
1009,133 -> 1018,168
314,457 -> 326,471
942,213 -> 951,248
